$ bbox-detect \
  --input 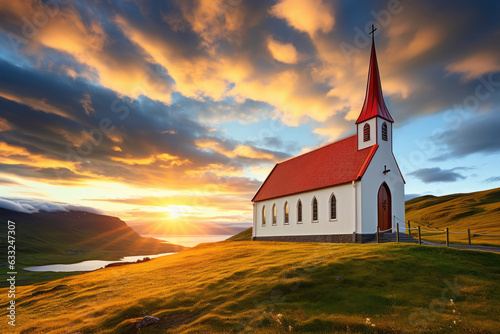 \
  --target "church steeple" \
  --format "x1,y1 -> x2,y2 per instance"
356,26 -> 393,124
